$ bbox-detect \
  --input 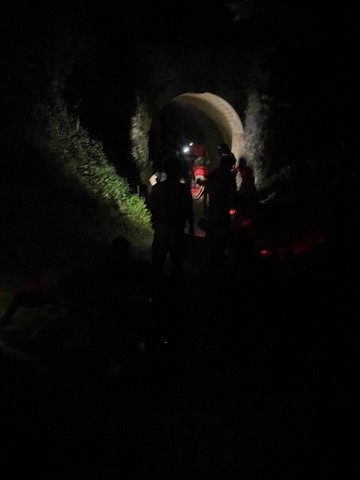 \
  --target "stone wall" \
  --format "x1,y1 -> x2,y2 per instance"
130,42 -> 270,192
